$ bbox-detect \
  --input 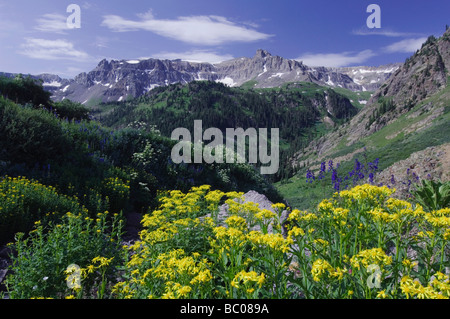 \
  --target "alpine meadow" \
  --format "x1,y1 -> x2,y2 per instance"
0,1 -> 449,305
